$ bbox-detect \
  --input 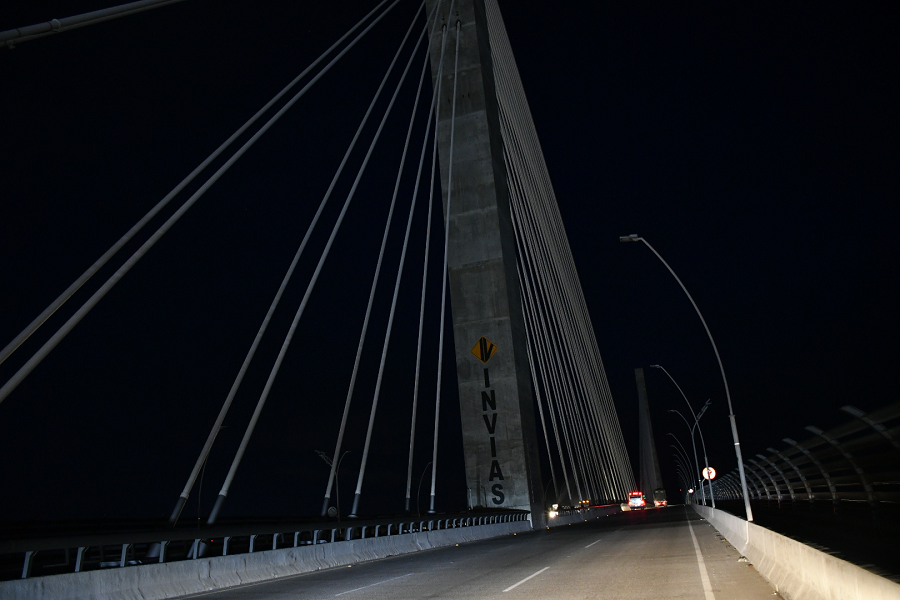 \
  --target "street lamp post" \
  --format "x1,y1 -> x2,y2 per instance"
620,234 -> 752,521
670,449 -> 692,485
652,364 -> 716,508
668,434 -> 701,504
317,450 -> 351,521
669,441 -> 692,477
669,408 -> 715,507
669,411 -> 704,504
